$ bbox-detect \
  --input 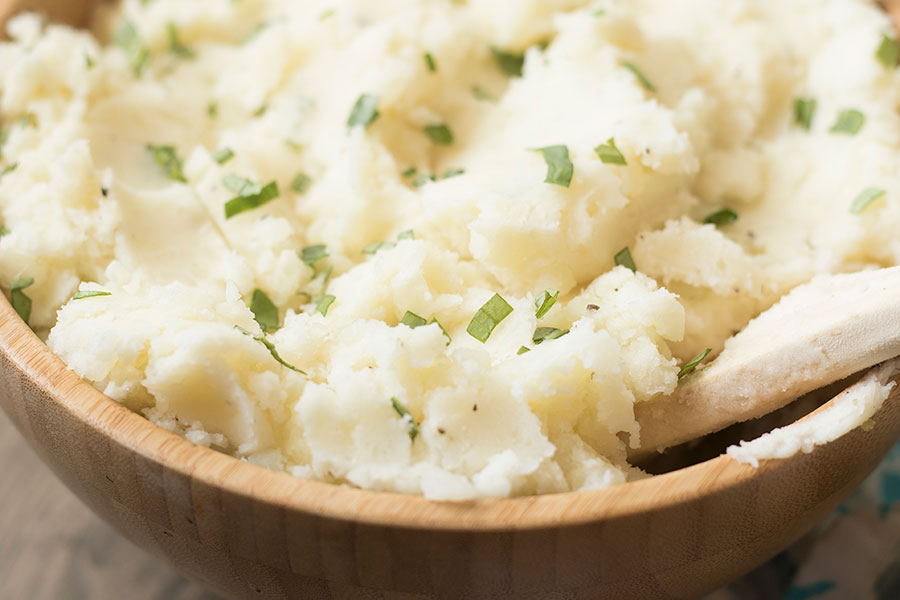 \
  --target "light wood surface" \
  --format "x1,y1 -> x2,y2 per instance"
635,267 -> 900,453
3,1 -> 900,599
